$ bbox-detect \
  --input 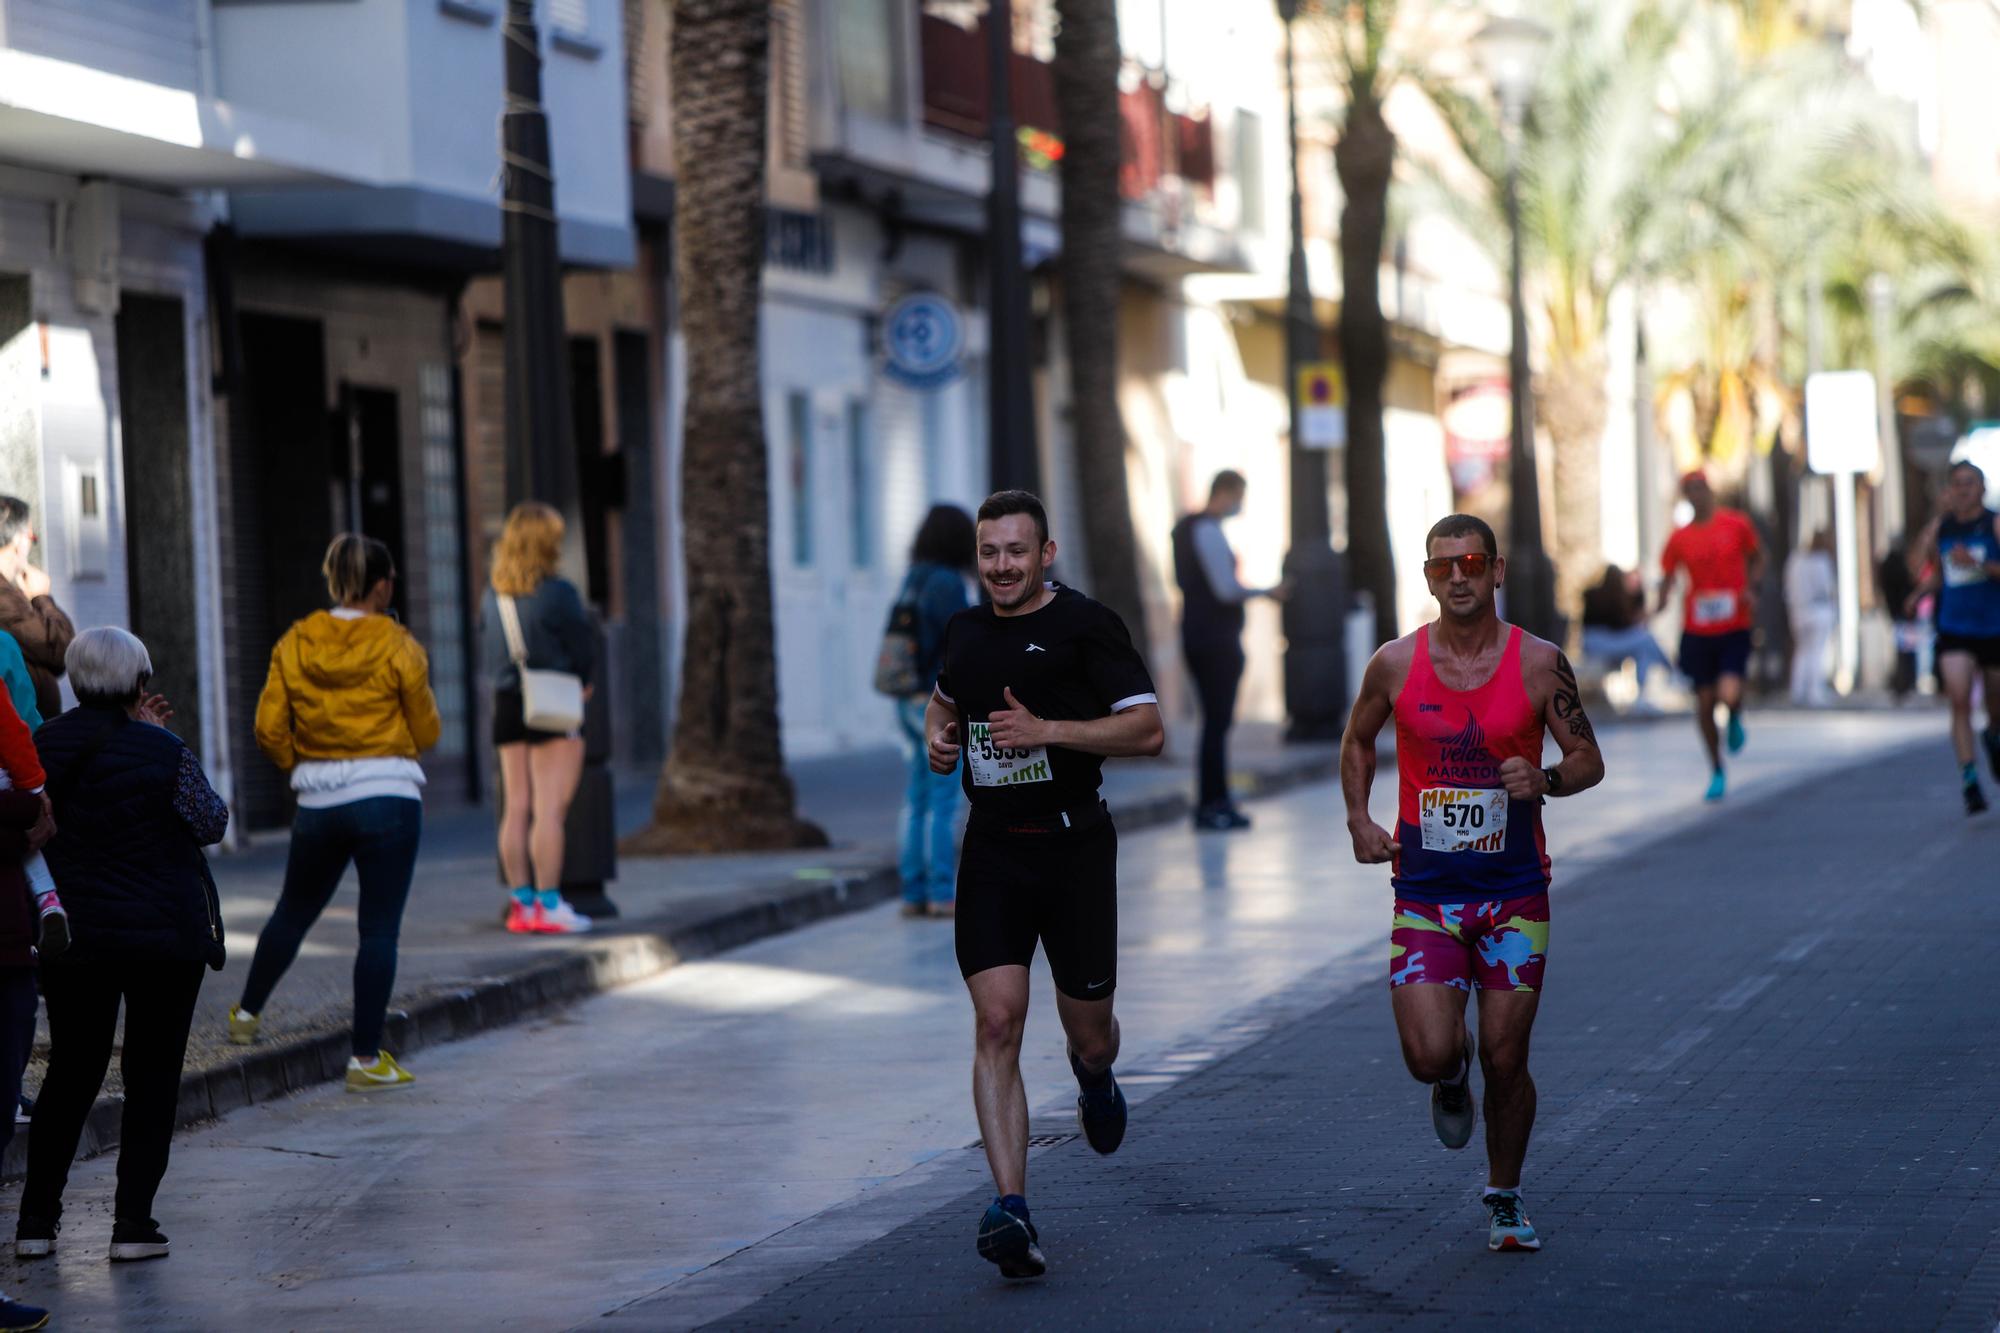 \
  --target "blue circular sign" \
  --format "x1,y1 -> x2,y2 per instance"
881,292 -> 964,390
